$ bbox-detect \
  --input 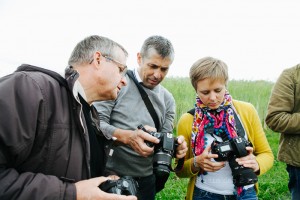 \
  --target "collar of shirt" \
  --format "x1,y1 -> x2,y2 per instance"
73,80 -> 88,103
133,68 -> 160,92
133,68 -> 143,83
